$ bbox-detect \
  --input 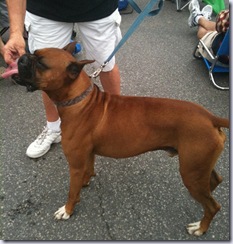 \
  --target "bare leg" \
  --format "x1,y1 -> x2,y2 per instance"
197,17 -> 216,39
42,91 -> 59,122
99,64 -> 121,95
